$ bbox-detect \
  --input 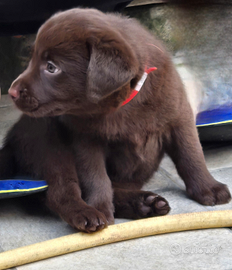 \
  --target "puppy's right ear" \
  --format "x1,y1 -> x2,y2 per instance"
86,33 -> 139,103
